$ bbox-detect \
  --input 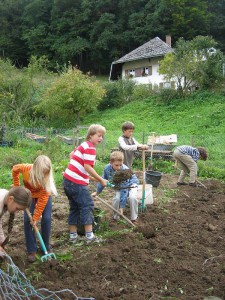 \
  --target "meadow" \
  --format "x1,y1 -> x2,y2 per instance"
0,89 -> 224,189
